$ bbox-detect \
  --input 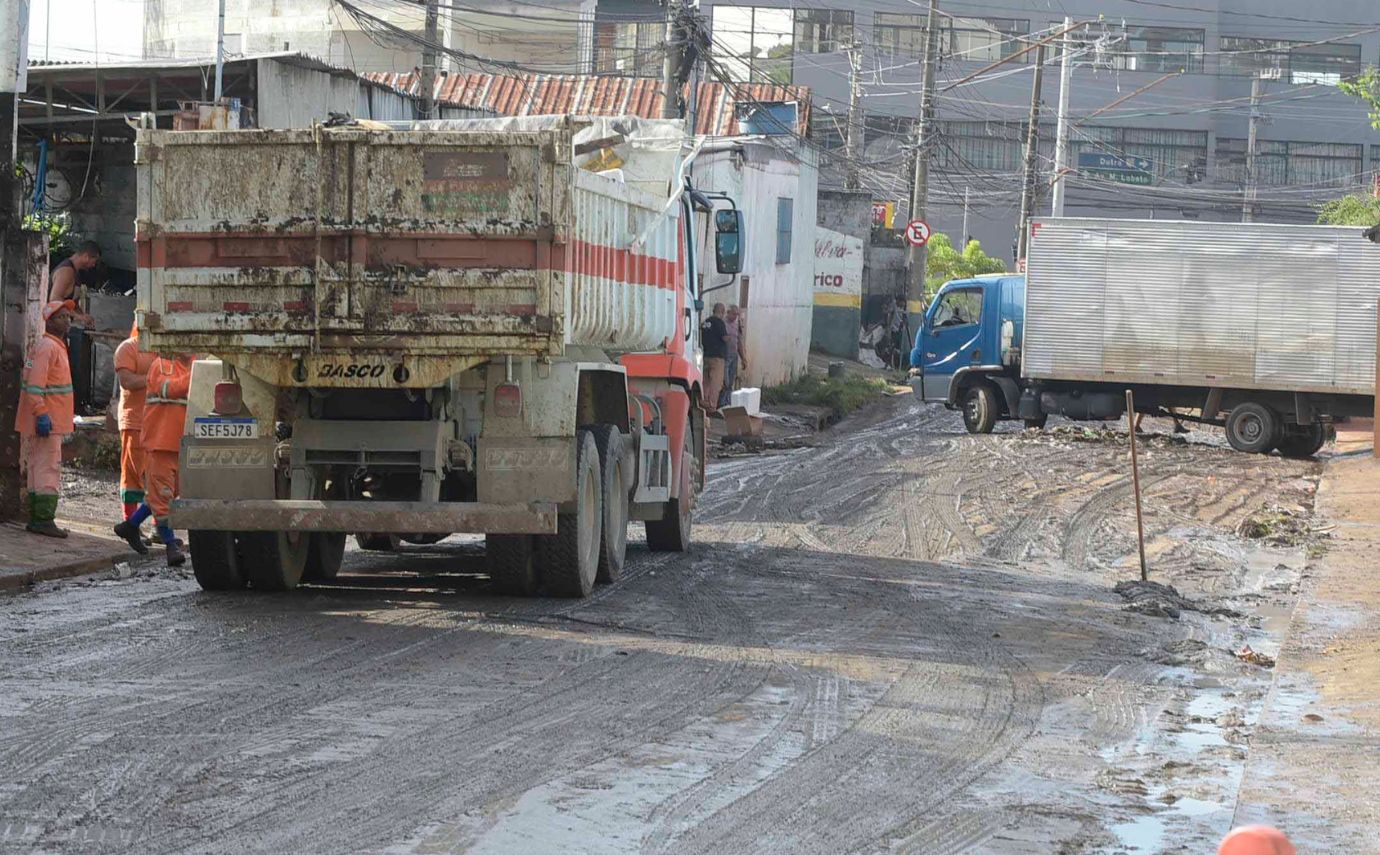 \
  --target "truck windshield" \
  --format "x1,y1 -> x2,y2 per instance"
932,287 -> 983,329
